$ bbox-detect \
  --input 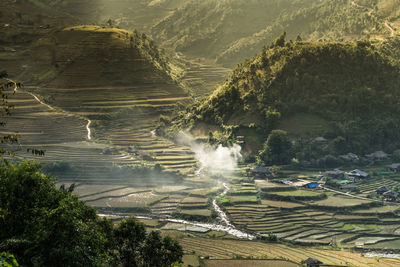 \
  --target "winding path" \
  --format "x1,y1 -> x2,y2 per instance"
384,21 -> 396,37
321,186 -> 377,201
26,92 -> 55,110
86,120 -> 92,140
351,1 -> 397,37
24,90 -> 92,141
